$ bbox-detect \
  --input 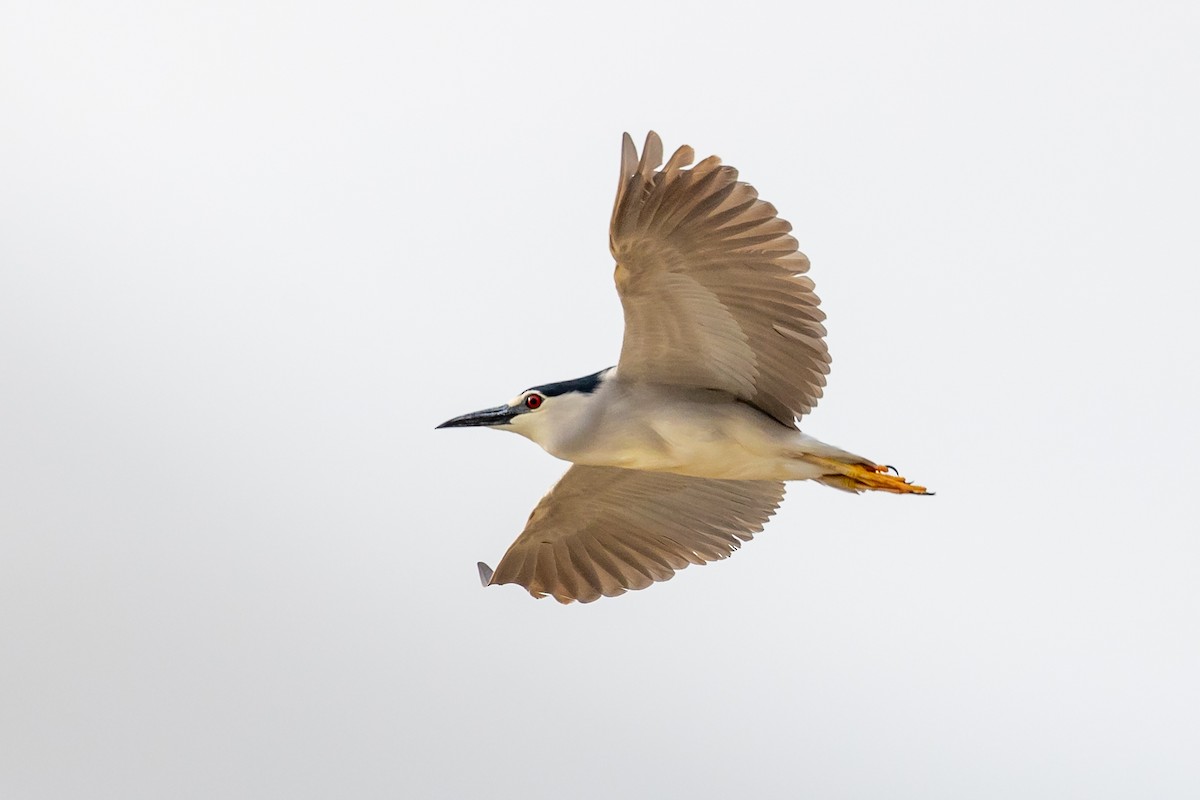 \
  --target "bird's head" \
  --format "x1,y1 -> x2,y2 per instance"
435,368 -> 613,449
